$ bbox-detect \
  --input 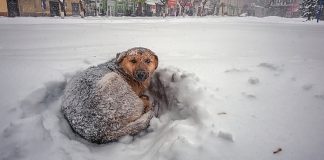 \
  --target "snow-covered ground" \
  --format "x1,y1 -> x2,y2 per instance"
0,16 -> 324,160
